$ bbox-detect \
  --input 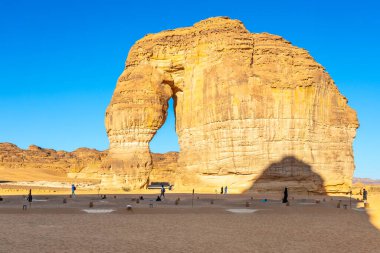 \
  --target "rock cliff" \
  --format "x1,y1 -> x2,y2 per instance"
149,152 -> 178,184
0,143 -> 107,182
105,17 -> 358,193
0,143 -> 178,188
